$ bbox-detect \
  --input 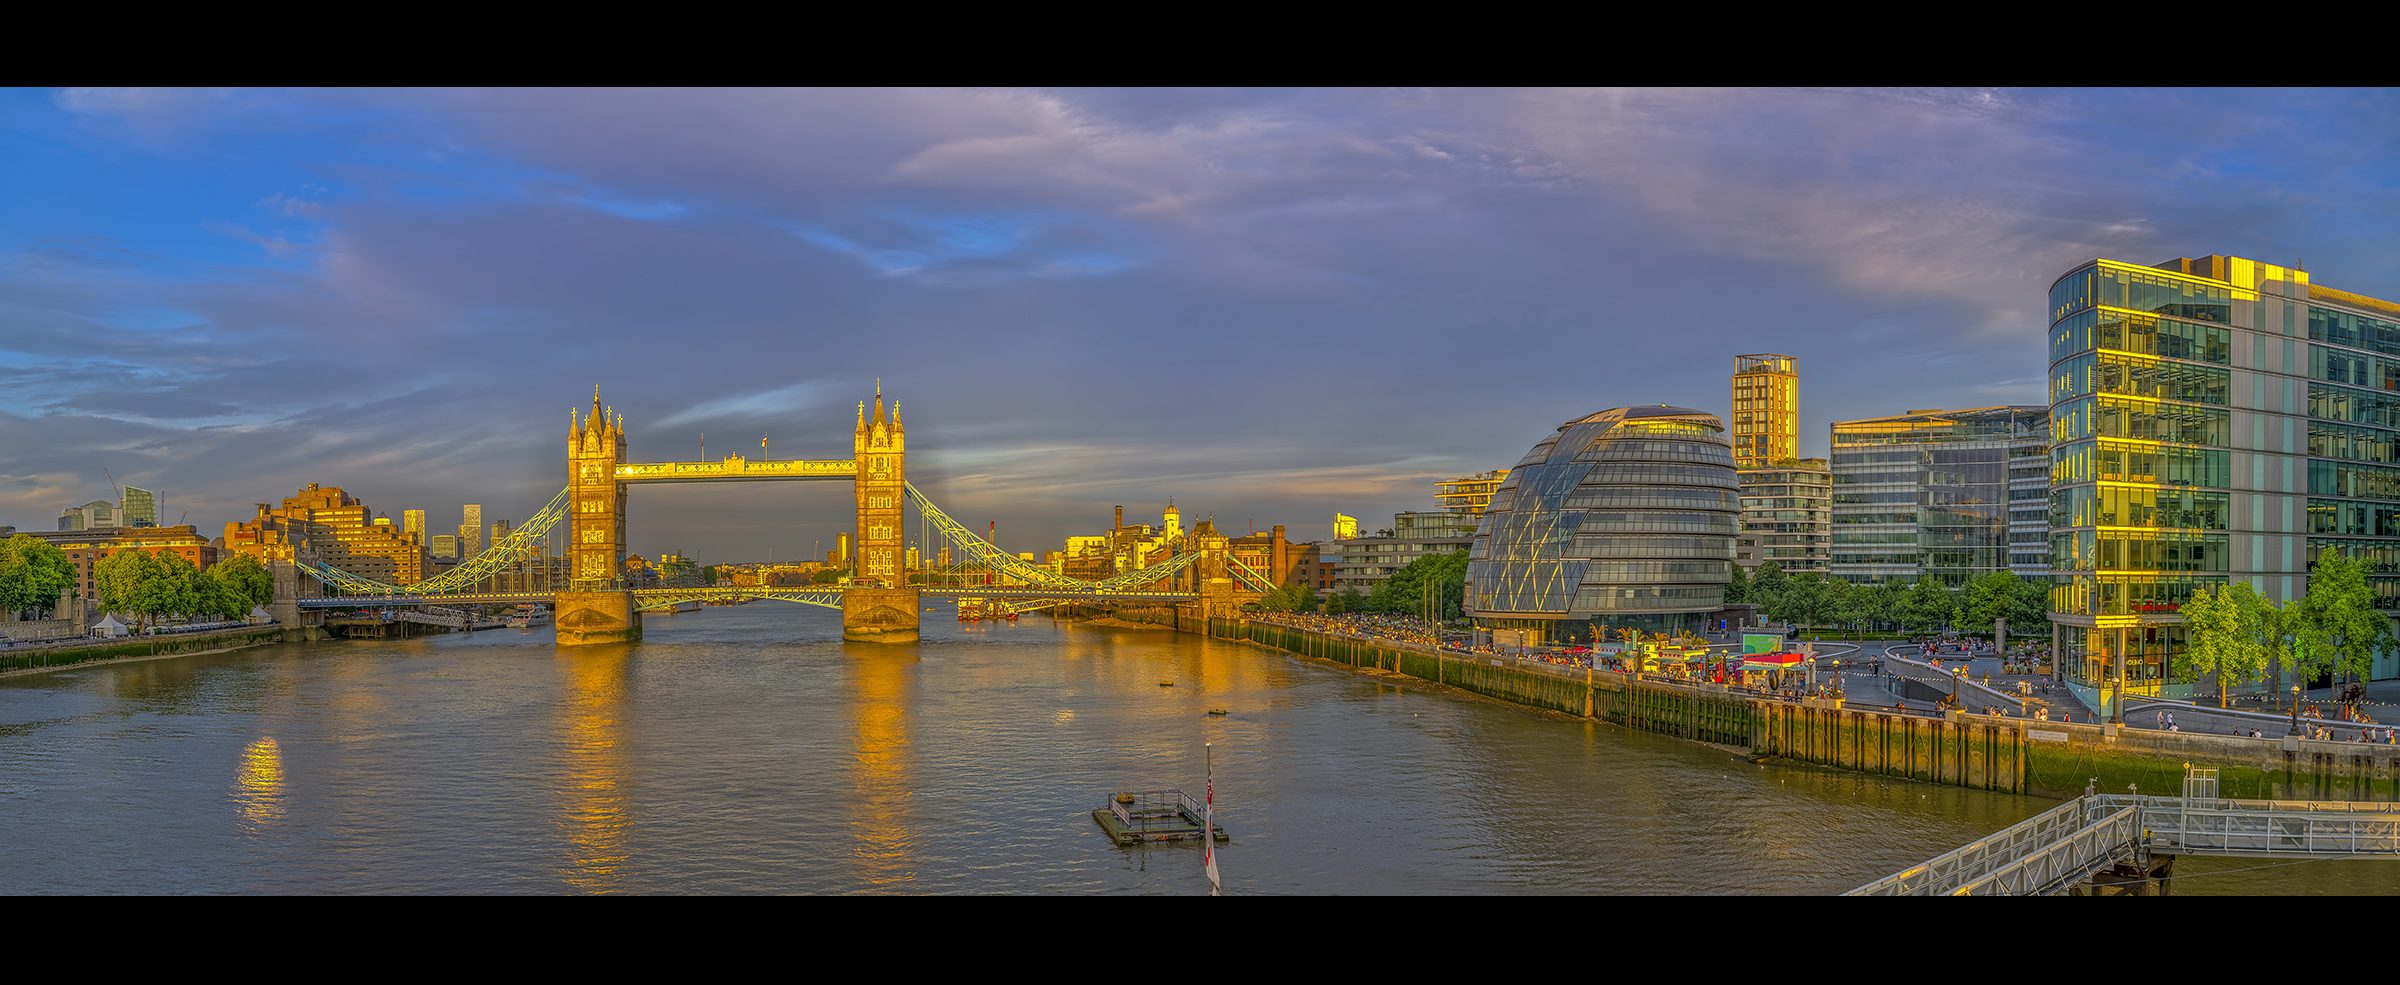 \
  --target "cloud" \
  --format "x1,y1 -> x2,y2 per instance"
655,380 -> 843,429
9,88 -> 2400,559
